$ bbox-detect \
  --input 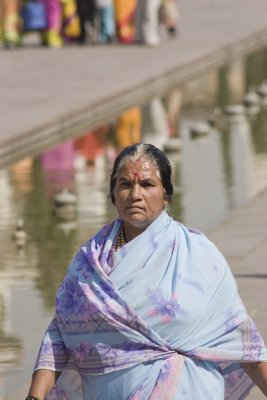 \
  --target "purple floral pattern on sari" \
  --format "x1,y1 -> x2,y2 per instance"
48,386 -> 70,400
57,276 -> 84,316
242,317 -> 266,360
148,287 -> 186,323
